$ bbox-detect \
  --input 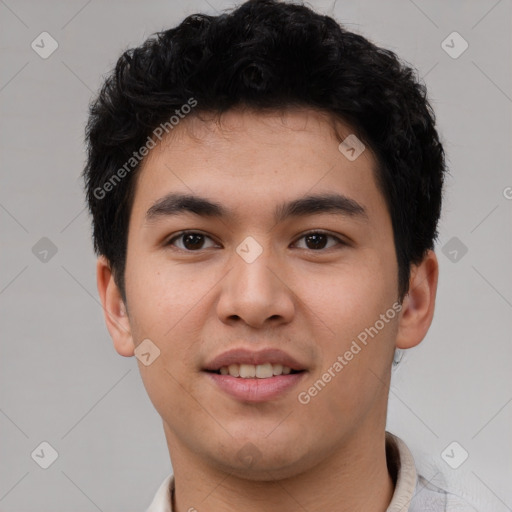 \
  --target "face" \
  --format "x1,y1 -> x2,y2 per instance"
121,108 -> 402,478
